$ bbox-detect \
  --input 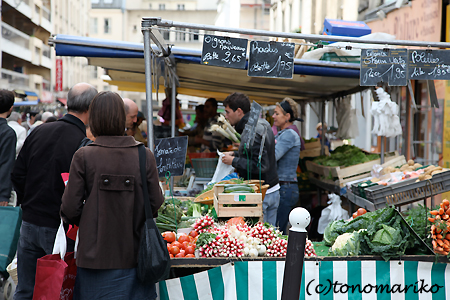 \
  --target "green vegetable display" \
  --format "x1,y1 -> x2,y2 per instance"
223,184 -> 255,193
325,207 -> 416,261
329,230 -> 363,257
313,145 -> 380,167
